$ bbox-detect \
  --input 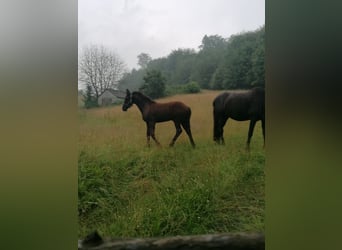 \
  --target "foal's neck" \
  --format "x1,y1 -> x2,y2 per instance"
133,92 -> 155,114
